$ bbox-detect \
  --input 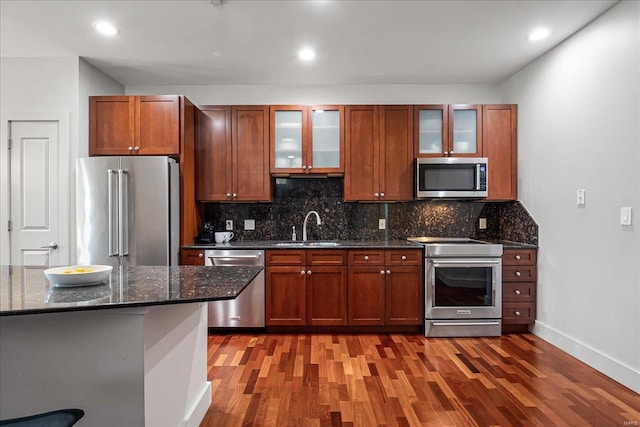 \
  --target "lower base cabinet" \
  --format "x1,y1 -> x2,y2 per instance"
180,248 -> 204,265
267,248 -> 422,327
501,248 -> 537,332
